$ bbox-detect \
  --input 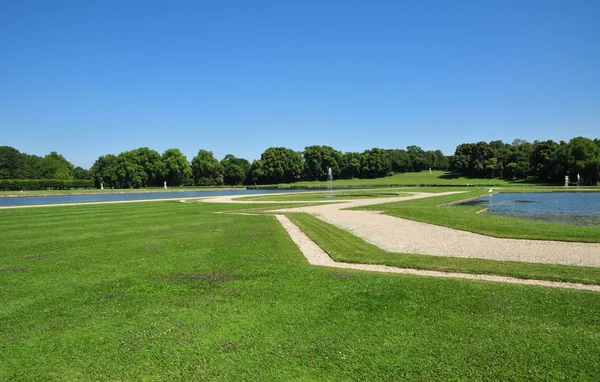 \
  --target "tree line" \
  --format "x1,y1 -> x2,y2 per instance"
0,146 -> 90,181
2,135 -> 599,189
450,137 -> 600,185
88,145 -> 448,188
